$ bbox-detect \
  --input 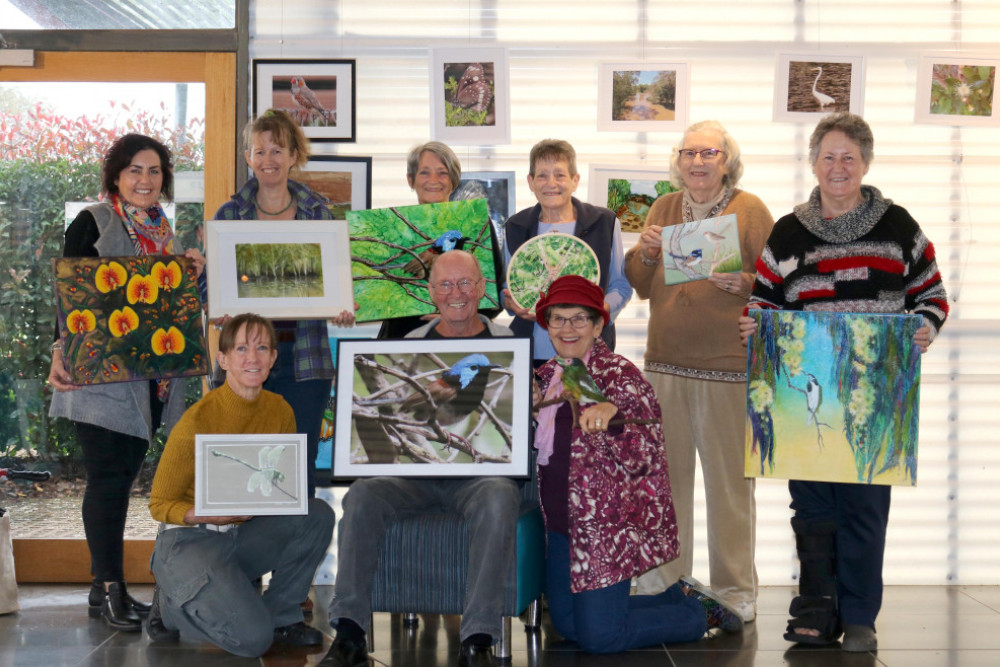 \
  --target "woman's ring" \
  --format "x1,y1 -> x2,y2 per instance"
596,419 -> 602,427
